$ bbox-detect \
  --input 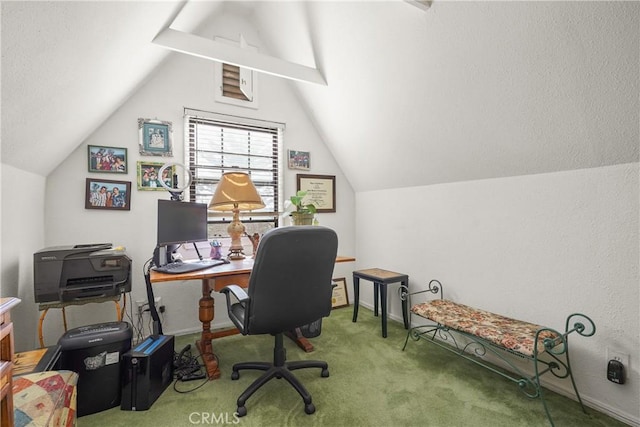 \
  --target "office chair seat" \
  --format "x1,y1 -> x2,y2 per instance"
220,226 -> 338,417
